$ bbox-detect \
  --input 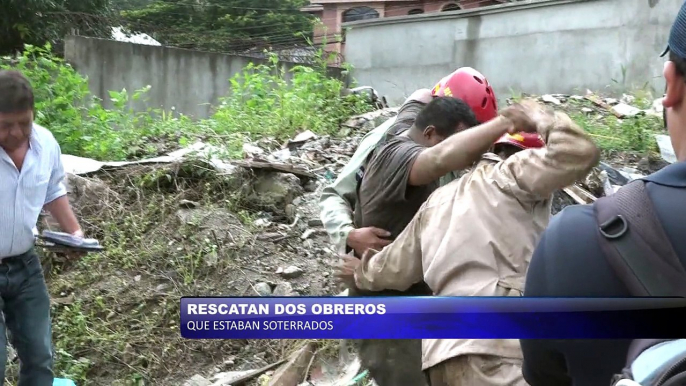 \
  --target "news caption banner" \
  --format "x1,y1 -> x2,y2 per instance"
180,297 -> 686,339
